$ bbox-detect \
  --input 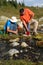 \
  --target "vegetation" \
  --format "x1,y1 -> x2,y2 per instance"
0,60 -> 43,65
0,0 -> 43,18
